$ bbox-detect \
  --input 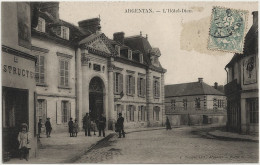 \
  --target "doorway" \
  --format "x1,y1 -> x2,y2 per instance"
2,87 -> 29,158
89,77 -> 104,122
